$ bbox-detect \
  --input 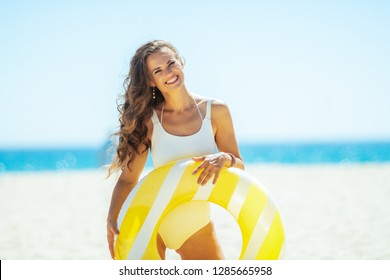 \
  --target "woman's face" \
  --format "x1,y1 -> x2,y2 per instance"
146,47 -> 184,93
